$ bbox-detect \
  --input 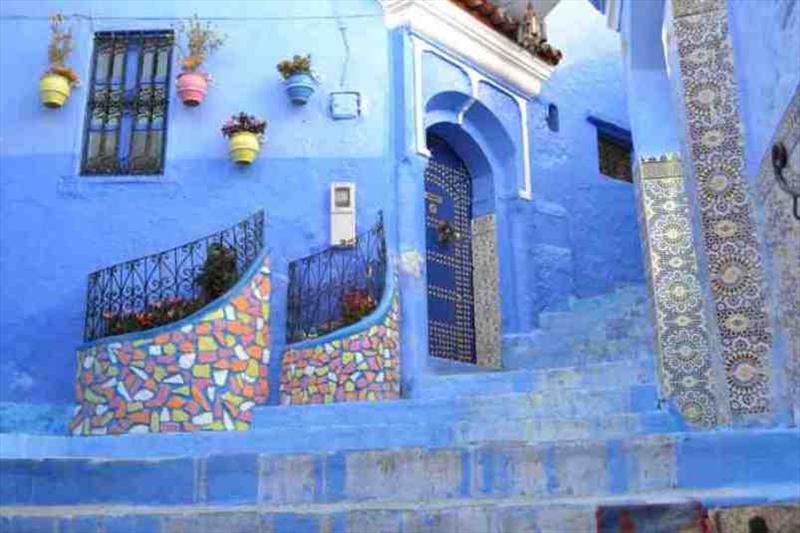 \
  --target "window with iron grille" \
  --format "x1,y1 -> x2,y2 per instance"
81,30 -> 174,176
597,132 -> 633,183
